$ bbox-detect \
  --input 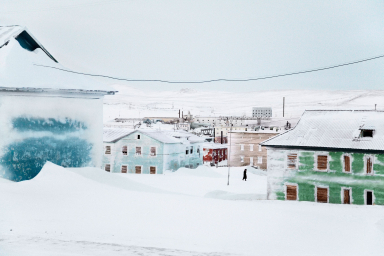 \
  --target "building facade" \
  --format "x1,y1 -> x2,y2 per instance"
103,129 -> 204,174
202,143 -> 228,165
227,131 -> 279,169
0,26 -> 114,181
262,110 -> 384,205
252,107 -> 272,119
